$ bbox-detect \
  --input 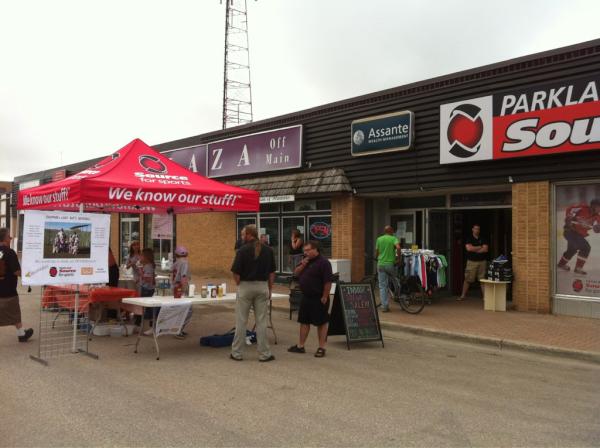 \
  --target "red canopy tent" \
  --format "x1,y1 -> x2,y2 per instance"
18,138 -> 259,213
